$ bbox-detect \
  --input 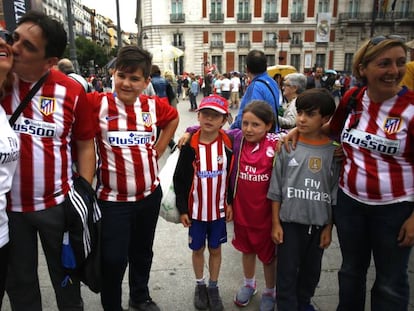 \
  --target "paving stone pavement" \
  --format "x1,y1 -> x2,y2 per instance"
2,94 -> 414,310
